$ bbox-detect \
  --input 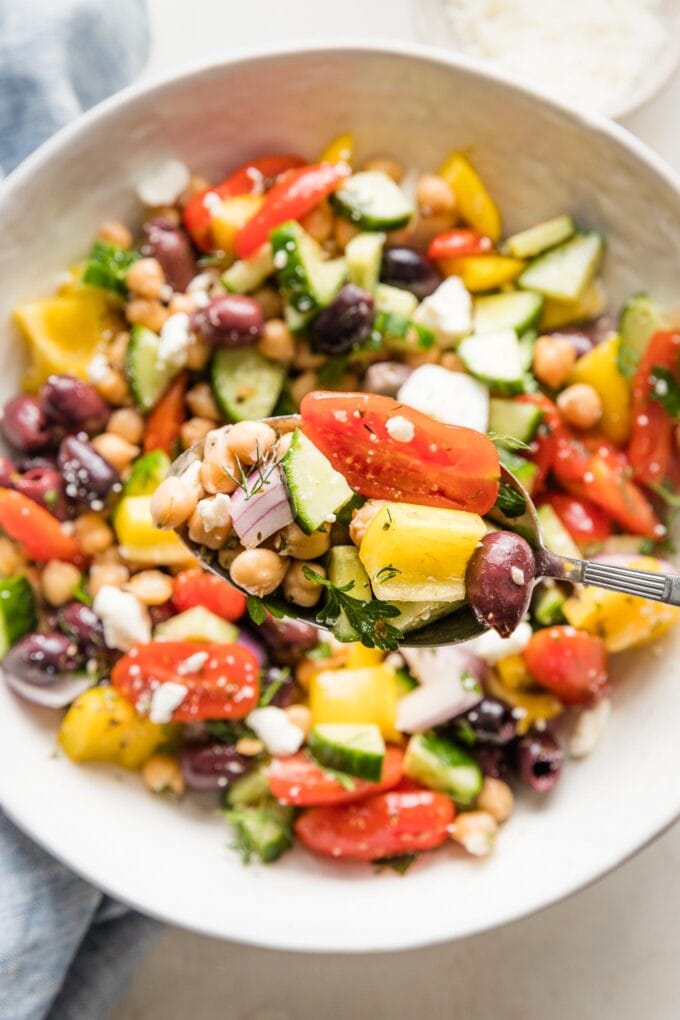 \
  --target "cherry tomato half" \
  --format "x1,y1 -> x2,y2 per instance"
427,228 -> 494,261
172,569 -> 247,622
523,626 -> 609,705
542,492 -> 612,547
0,487 -> 81,563
628,330 -> 680,486
267,747 -> 404,806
